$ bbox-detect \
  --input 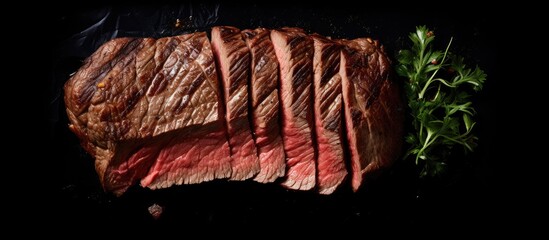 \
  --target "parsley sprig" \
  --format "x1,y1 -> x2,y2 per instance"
396,26 -> 486,177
